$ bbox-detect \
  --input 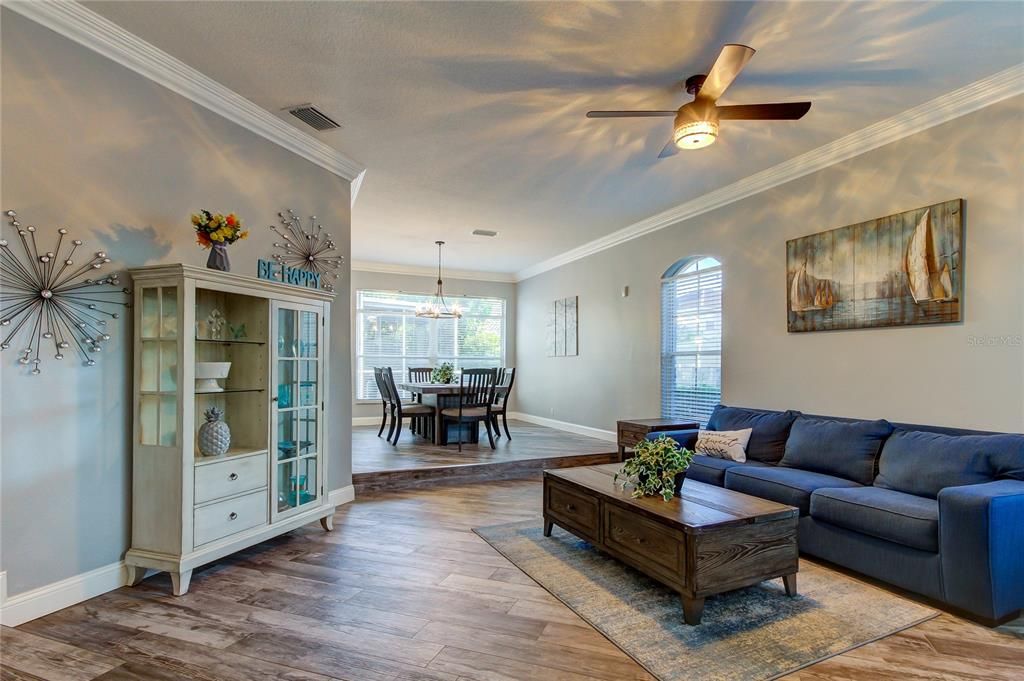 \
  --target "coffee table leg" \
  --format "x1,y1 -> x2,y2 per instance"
783,573 -> 798,597
543,518 -> 553,537
682,596 -> 705,625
